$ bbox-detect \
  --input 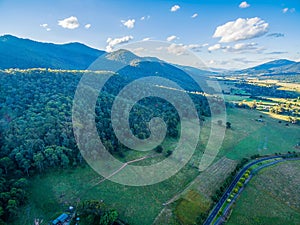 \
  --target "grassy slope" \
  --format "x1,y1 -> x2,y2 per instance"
223,108 -> 299,159
14,107 -> 300,225
227,161 -> 300,225
14,163 -> 198,225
